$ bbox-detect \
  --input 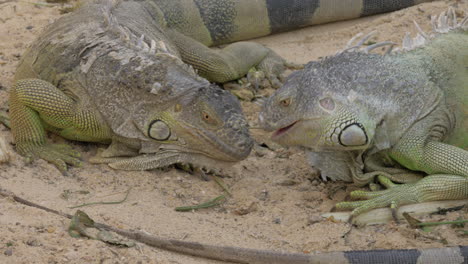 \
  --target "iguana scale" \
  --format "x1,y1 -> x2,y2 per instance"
8,0 -> 433,172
